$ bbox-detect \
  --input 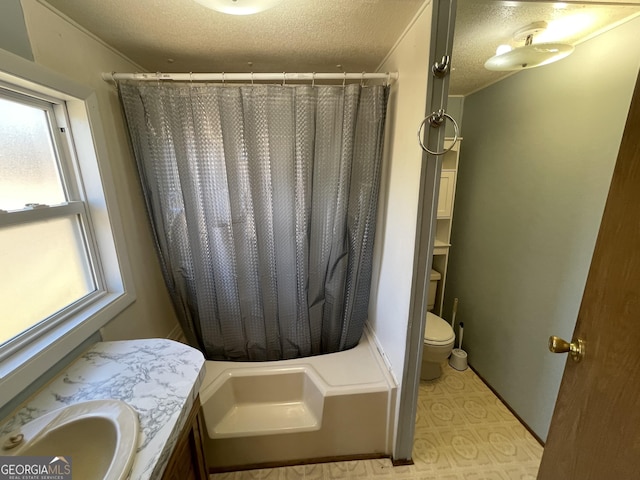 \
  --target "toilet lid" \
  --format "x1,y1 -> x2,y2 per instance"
424,312 -> 455,345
